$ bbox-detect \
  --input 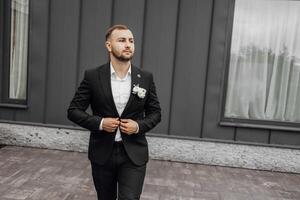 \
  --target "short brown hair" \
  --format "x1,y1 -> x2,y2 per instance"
105,24 -> 128,41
